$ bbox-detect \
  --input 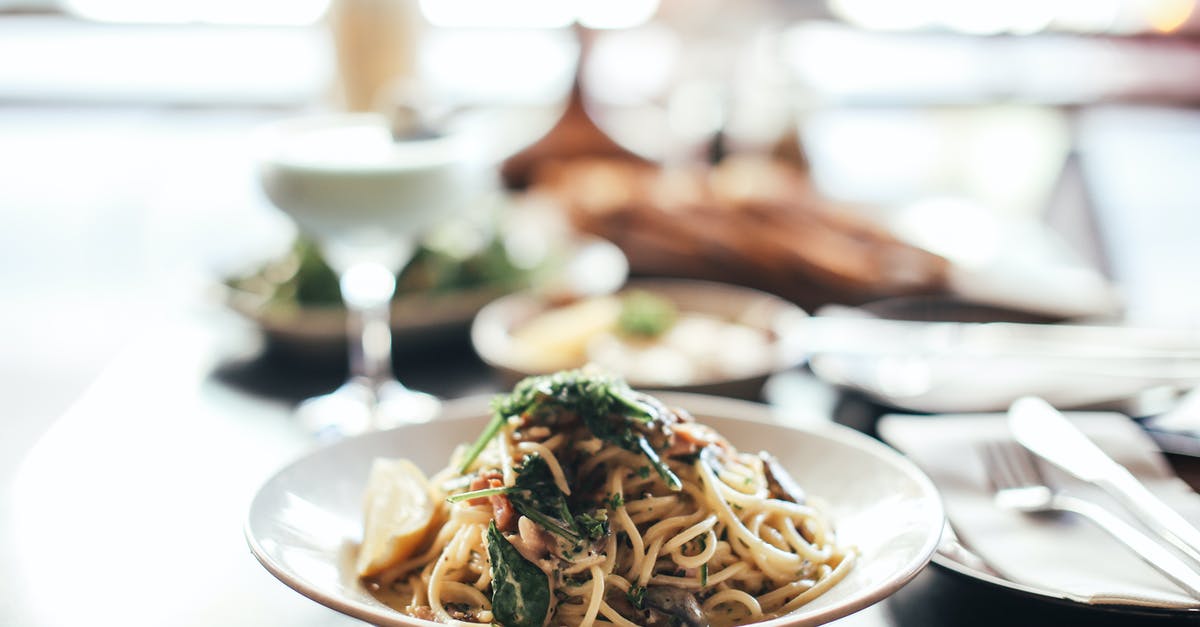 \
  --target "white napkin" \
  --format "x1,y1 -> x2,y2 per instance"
878,412 -> 1200,608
